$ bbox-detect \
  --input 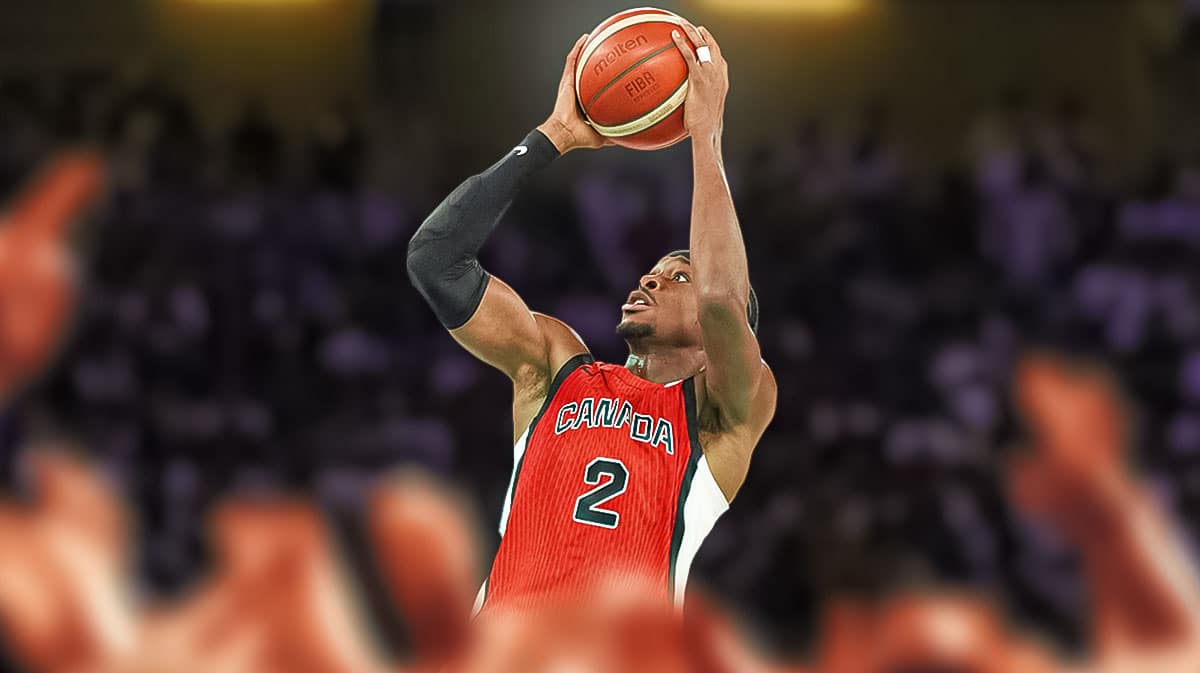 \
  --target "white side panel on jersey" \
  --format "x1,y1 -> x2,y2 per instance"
471,580 -> 487,617
498,427 -> 530,536
673,455 -> 730,605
